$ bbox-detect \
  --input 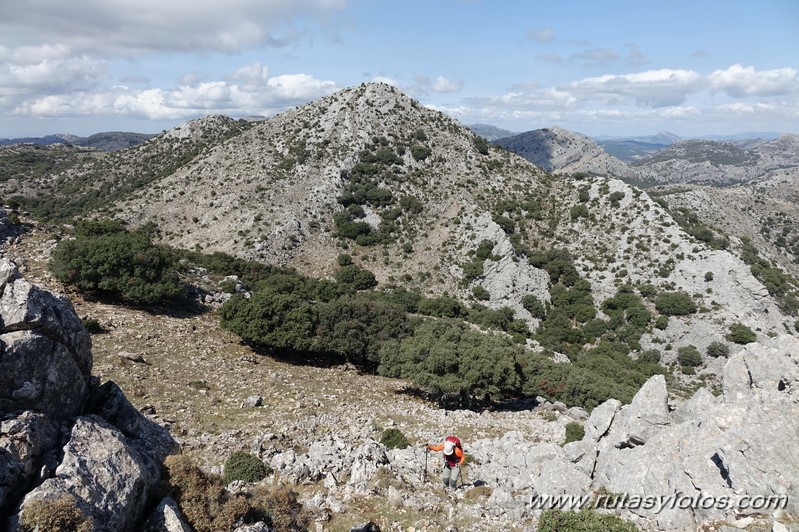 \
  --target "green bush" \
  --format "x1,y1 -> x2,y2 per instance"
639,349 -> 661,363
335,264 -> 377,290
522,294 -> 547,319
538,509 -> 638,532
222,451 -> 271,485
472,286 -> 490,301
727,323 -> 757,344
564,422 -> 585,444
81,318 -> 104,334
19,495 -> 93,532
654,315 -> 669,330
380,428 -> 410,449
704,271 -> 714,282
706,341 -> 730,358
677,345 -> 702,367
49,223 -> 184,305
655,291 -> 698,316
